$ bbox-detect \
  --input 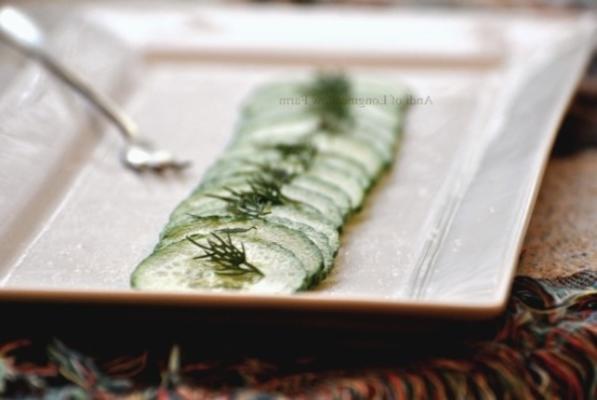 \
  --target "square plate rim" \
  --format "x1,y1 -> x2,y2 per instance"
0,5 -> 595,320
